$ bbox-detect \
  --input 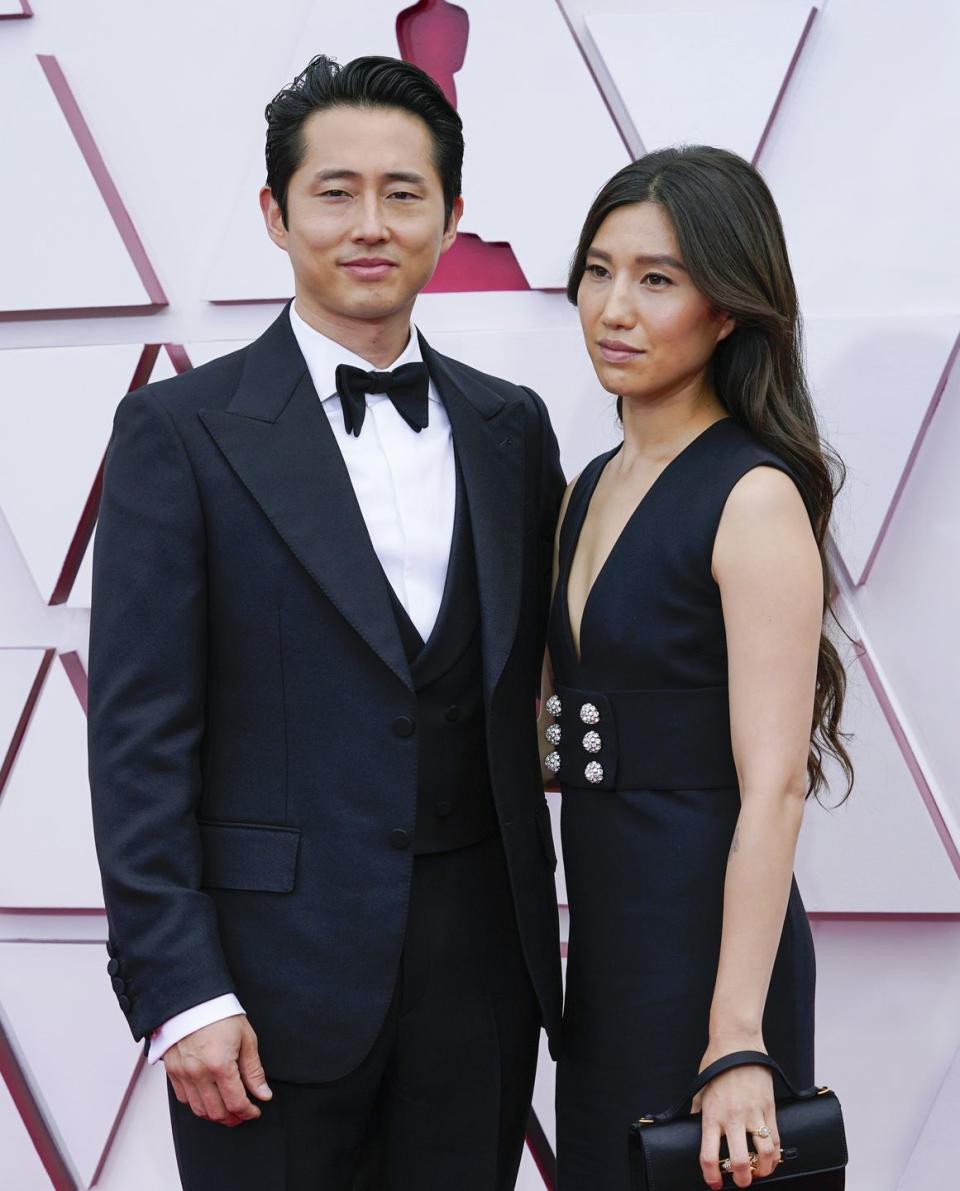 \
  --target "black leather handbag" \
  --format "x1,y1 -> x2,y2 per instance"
629,1050 -> 847,1190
